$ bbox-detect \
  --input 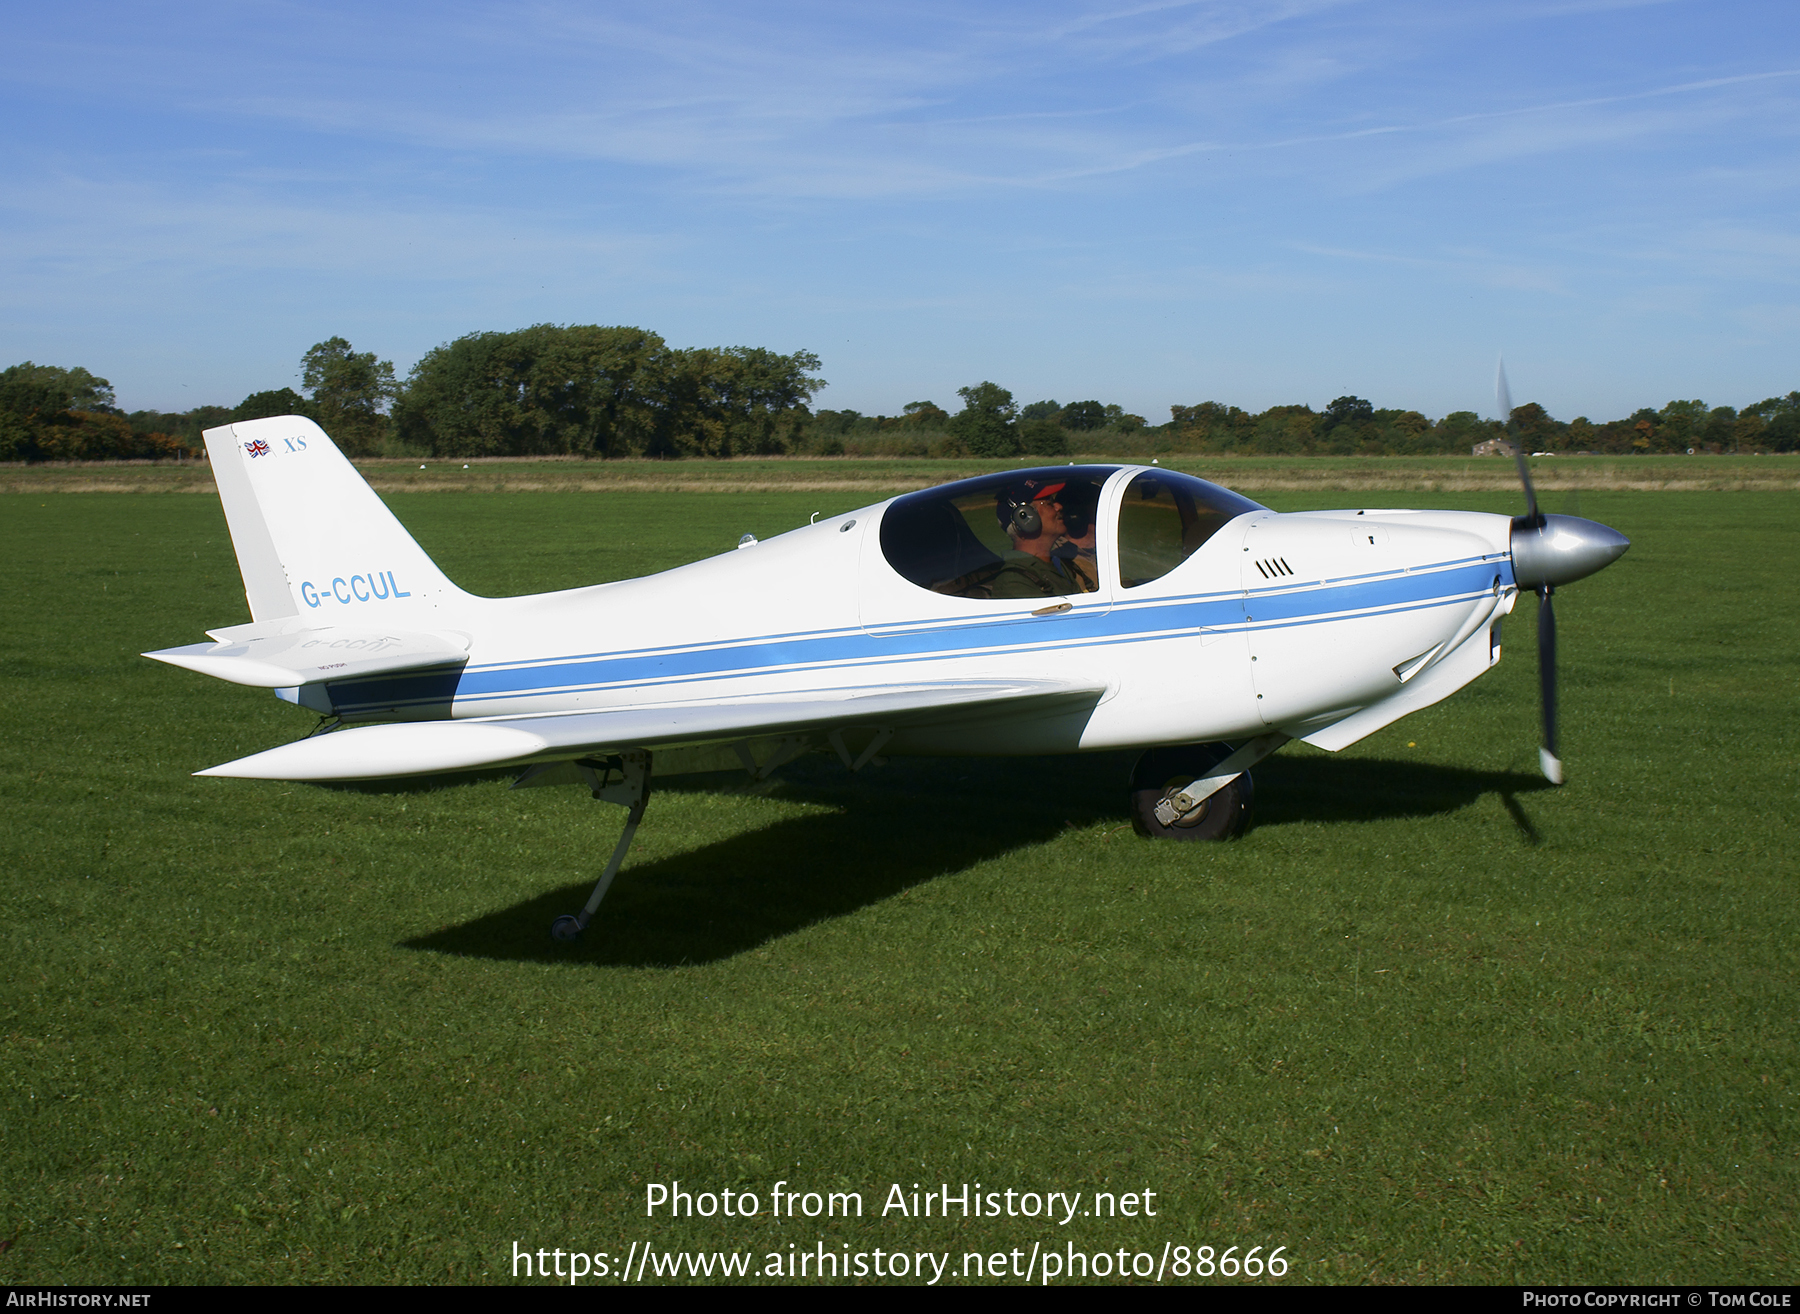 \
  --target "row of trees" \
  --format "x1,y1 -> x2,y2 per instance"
805,390 -> 1153,458
1491,395 -> 1800,456
393,327 -> 823,459
1161,393 -> 1800,456
803,386 -> 1800,458
0,331 -> 826,462
0,339 -> 401,462
7,331 -> 1799,461
0,363 -> 141,461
